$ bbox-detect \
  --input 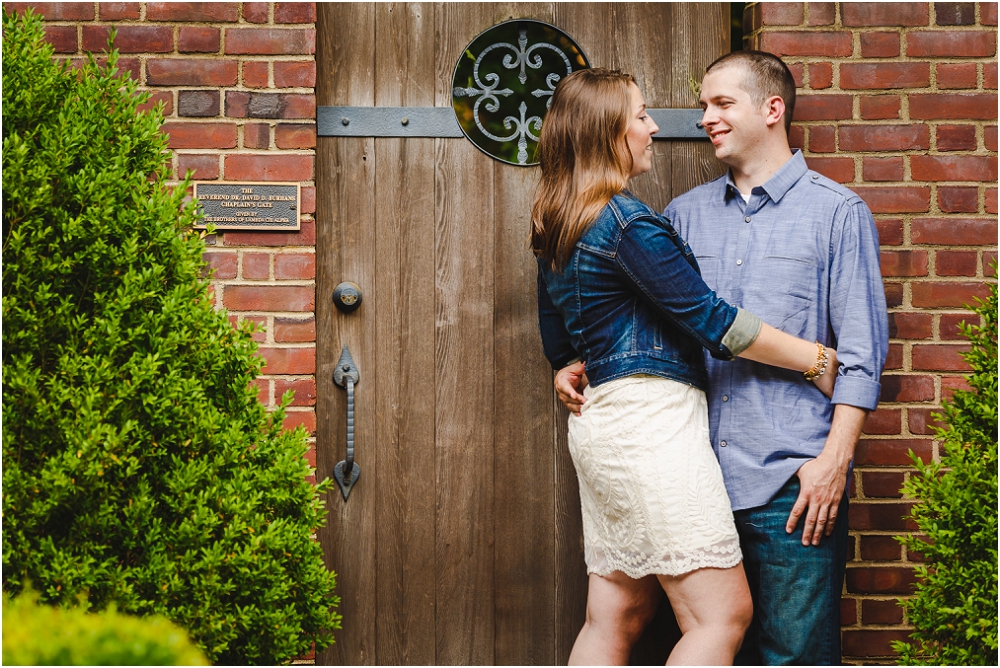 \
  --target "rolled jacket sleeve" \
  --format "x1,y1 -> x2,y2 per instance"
828,200 -> 889,410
